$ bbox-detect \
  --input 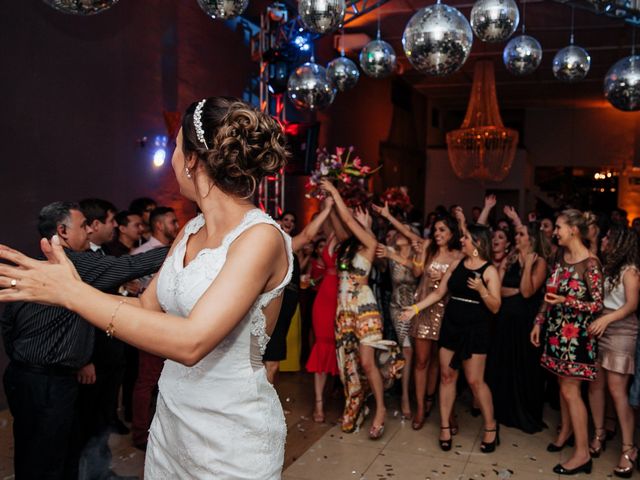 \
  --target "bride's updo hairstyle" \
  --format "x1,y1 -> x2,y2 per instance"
181,97 -> 289,198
